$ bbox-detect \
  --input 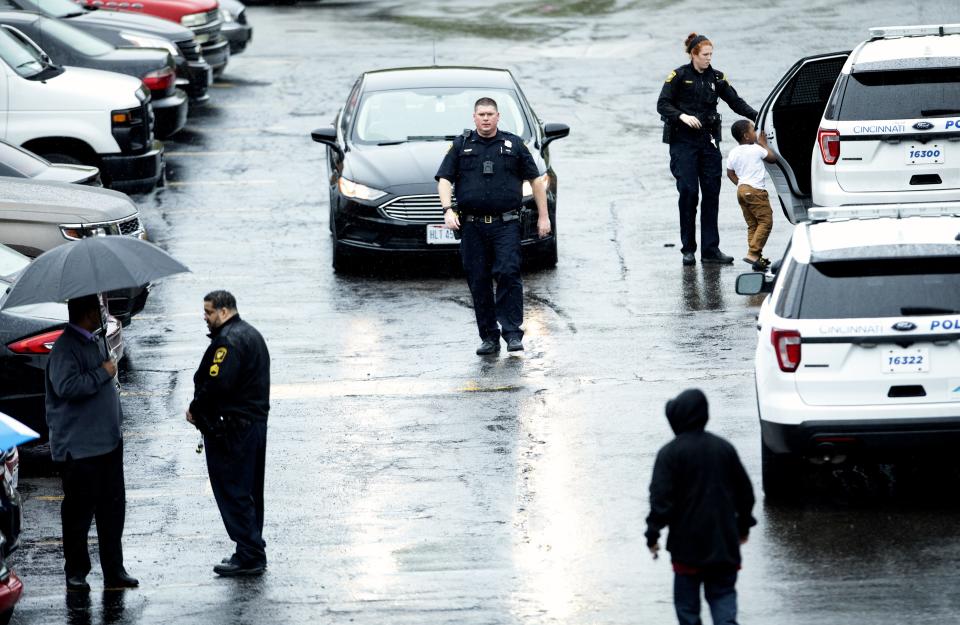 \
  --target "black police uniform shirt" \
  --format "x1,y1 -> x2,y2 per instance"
656,63 -> 758,143
190,314 -> 271,427
435,129 -> 541,215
